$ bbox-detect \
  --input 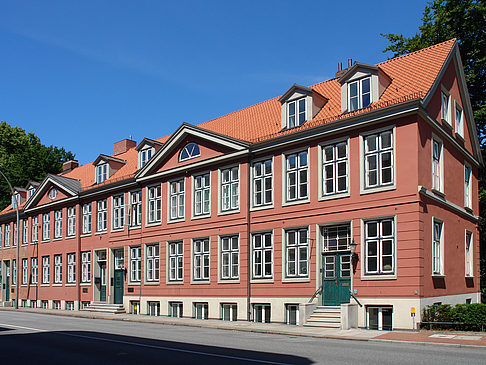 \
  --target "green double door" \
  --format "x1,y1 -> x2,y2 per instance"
322,253 -> 351,306
114,270 -> 124,305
